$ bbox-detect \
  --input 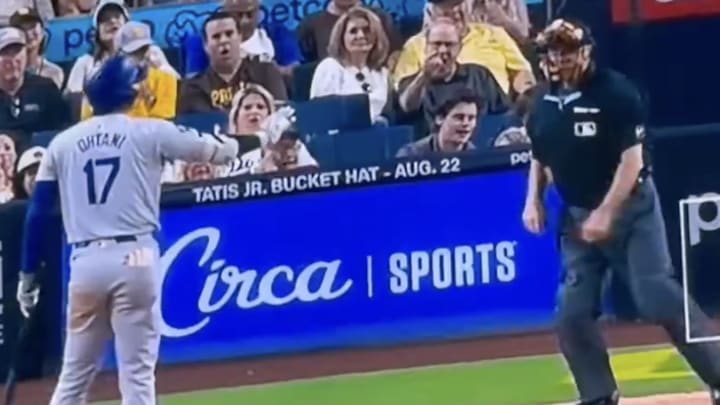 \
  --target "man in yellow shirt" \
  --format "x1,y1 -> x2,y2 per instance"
81,21 -> 177,120
393,0 -> 534,97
